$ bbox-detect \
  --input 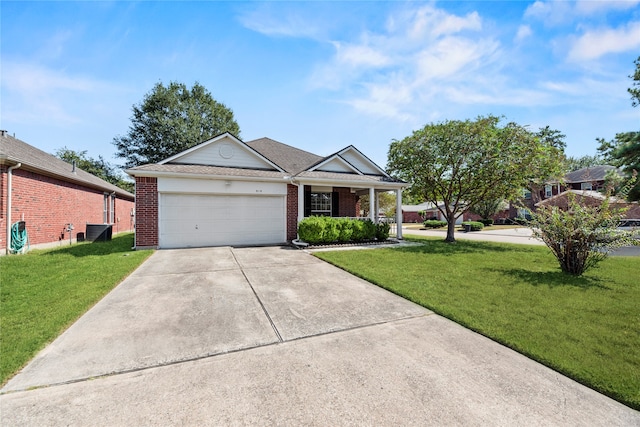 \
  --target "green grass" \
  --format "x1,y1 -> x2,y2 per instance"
0,233 -> 152,385
315,237 -> 640,410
